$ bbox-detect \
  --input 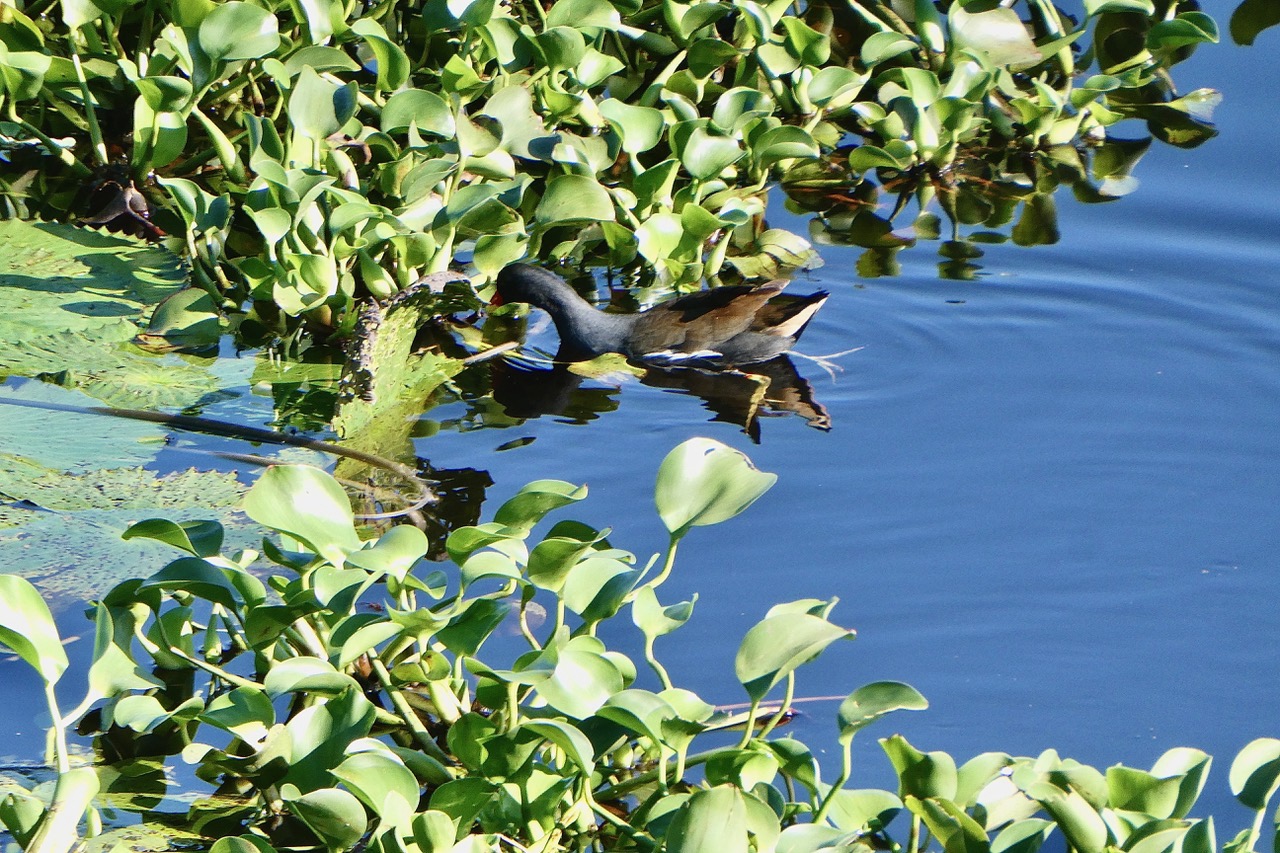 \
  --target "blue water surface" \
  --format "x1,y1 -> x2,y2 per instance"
416,9 -> 1280,821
